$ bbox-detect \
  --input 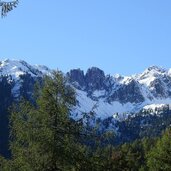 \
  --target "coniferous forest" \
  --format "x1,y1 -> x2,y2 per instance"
0,71 -> 171,171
